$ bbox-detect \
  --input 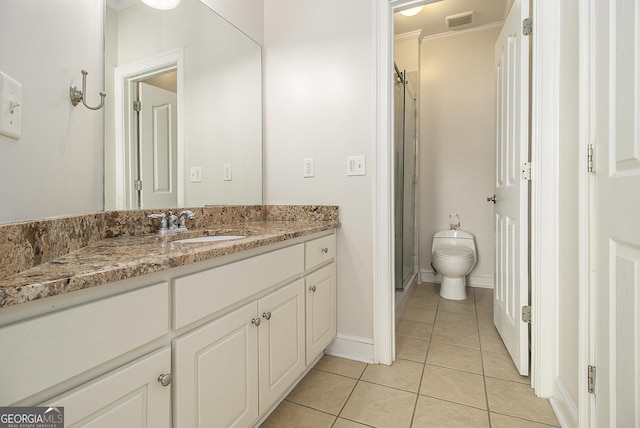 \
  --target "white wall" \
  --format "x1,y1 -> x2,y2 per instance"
263,0 -> 376,346
419,26 -> 500,286
0,0 -> 104,224
200,0 -> 264,45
